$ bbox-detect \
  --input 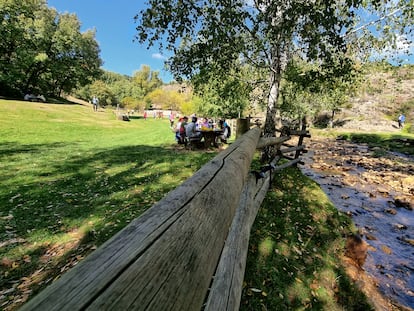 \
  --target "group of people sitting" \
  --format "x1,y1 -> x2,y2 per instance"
173,116 -> 231,146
